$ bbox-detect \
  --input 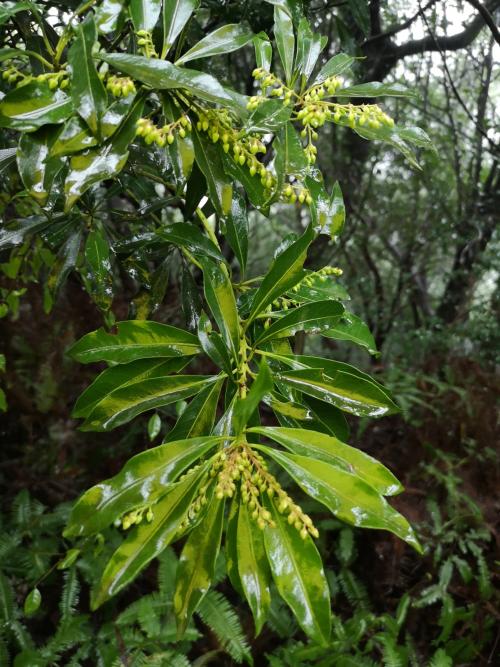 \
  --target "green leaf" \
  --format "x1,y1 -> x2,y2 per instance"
166,377 -> 224,441
50,116 -> 99,157
237,501 -> 271,635
191,129 -> 233,217
253,33 -> 272,71
249,427 -> 403,495
287,270 -> 350,303
314,53 -> 356,85
263,497 -> 331,644
302,395 -> 350,441
0,2 -> 32,25
221,151 -> 269,211
335,81 -> 416,98
81,228 -> 113,311
101,53 -> 239,107
92,463 -> 209,608
130,0 -> 161,31
322,311 -> 377,355
69,320 -> 200,364
274,122 -> 309,193
328,180 -> 345,238
174,497 -> 225,635
271,352 -> 398,417
0,82 -> 73,131
158,222 -> 226,262
260,449 -> 422,552
68,16 -> 107,138
95,0 -> 124,33
233,360 -> 273,434
305,168 -> 346,237
247,224 -> 314,324
45,228 -> 82,306
245,99 -> 292,134
65,436 -> 222,537
64,95 -> 144,210
226,498 -> 244,595
274,6 -> 294,85
201,259 -> 240,362
224,190 -> 248,272
163,0 -> 198,56
256,300 -> 344,345
24,588 -> 41,617
17,126 -> 63,206
80,372 -> 218,432
176,24 -> 254,65
295,18 -> 323,83
0,388 -> 5,412
0,147 -> 17,173
57,548 -> 81,570
197,312 -> 233,376
147,412 -> 162,440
